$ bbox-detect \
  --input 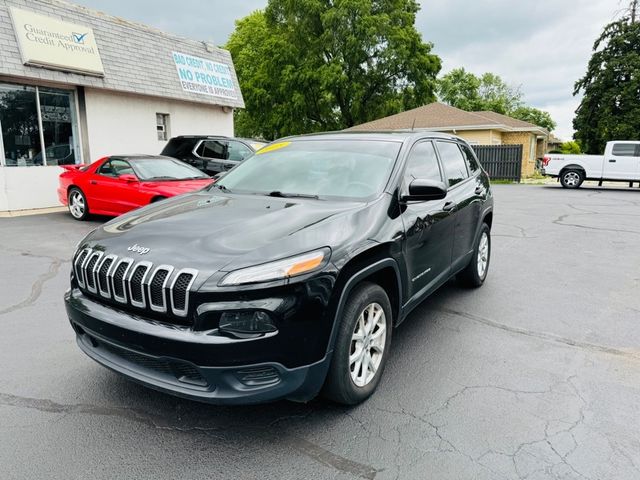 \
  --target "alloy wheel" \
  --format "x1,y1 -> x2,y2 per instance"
477,231 -> 489,278
69,191 -> 85,219
564,172 -> 580,187
349,302 -> 387,388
